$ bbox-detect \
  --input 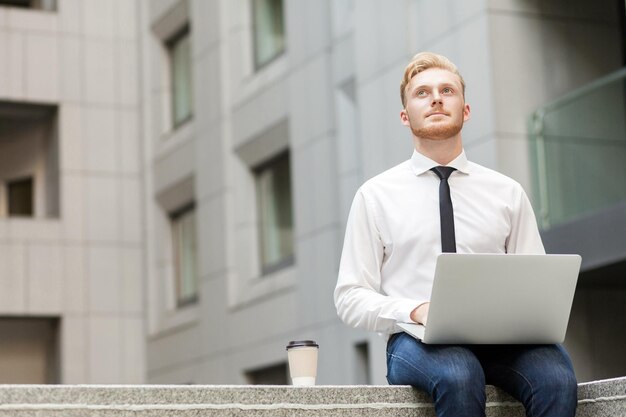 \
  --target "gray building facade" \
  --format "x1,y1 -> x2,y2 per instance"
141,0 -> 626,385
